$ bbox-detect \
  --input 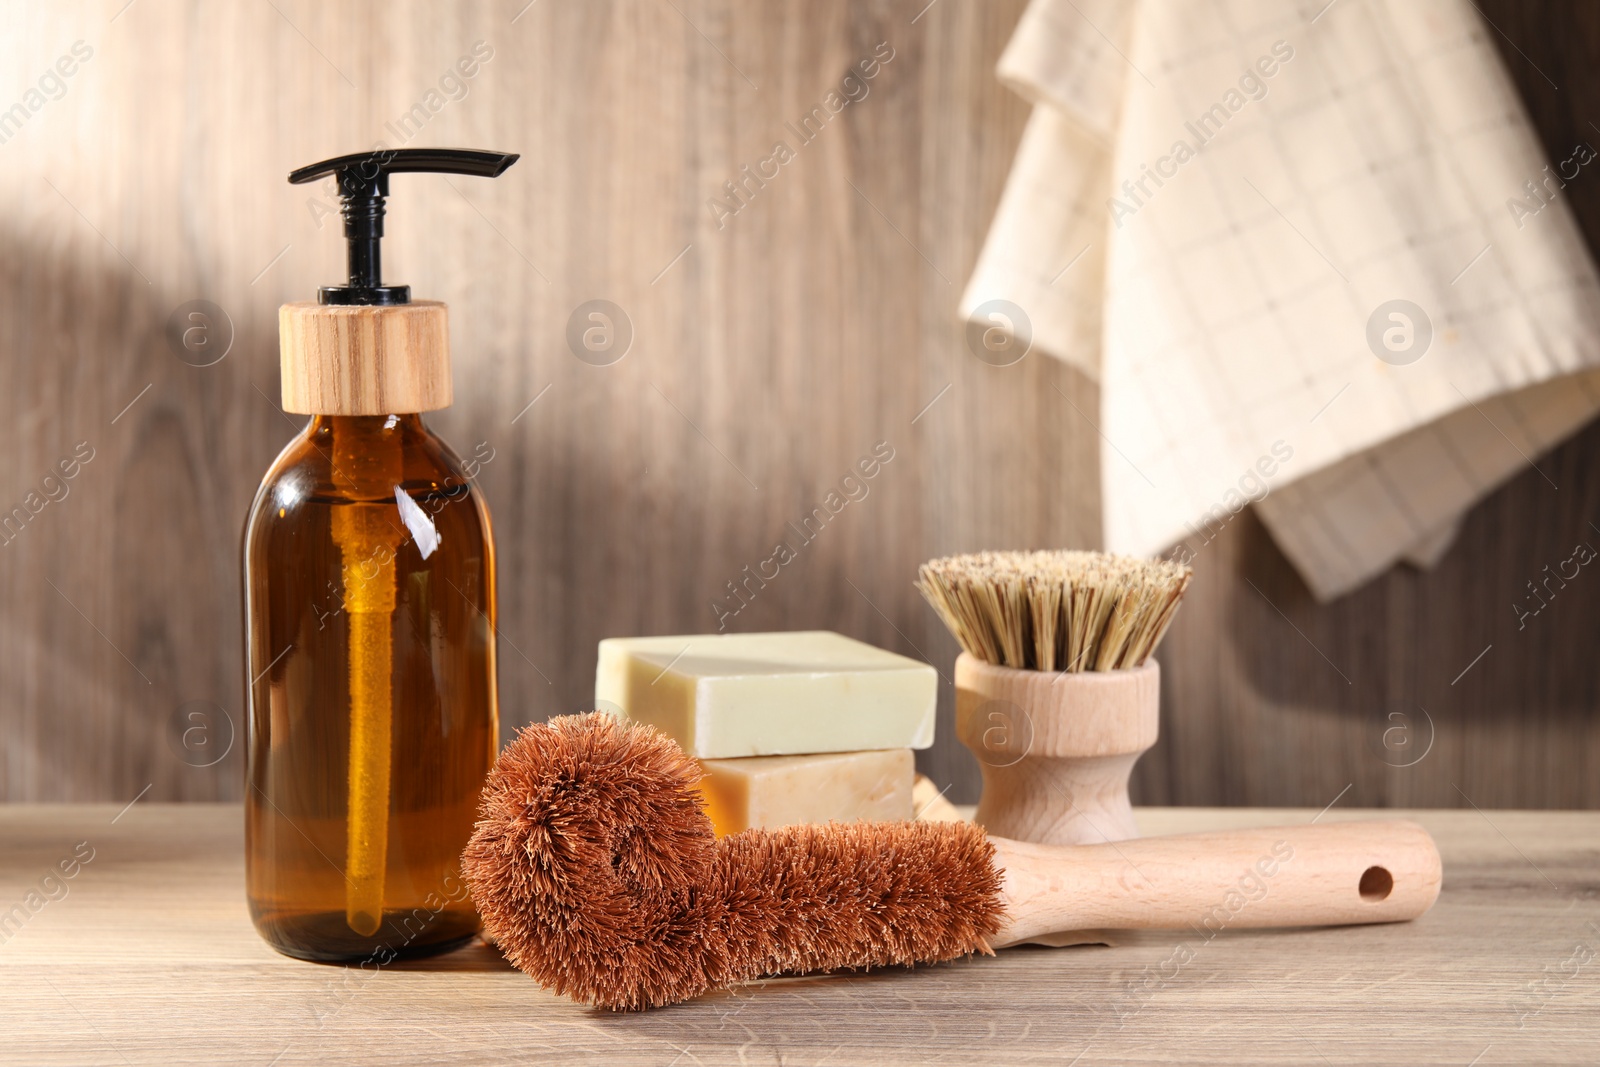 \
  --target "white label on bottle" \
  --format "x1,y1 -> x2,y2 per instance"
393,485 -> 441,560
